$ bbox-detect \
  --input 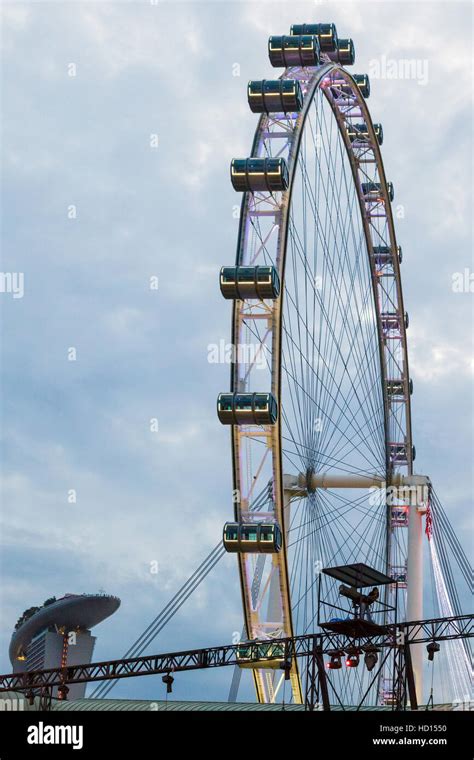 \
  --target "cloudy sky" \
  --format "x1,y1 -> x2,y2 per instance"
0,0 -> 472,704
